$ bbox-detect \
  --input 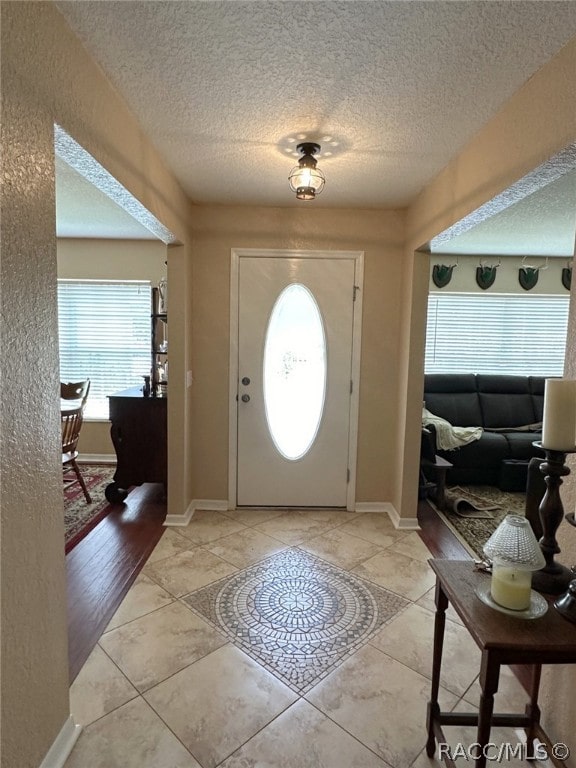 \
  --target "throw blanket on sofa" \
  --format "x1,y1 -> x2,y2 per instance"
422,408 -> 483,451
